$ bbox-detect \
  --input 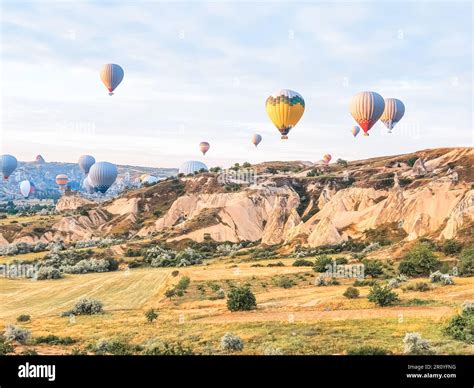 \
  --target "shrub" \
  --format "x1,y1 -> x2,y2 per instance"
368,284 -> 399,307
267,261 -> 284,267
220,332 -> 244,352
362,259 -> 384,278
314,276 -> 327,287
4,325 -> 30,344
336,158 -> 348,167
272,276 -> 296,289
403,333 -> 433,355
36,266 -> 62,280
441,239 -> 463,256
343,287 -> 360,299
348,346 -> 388,355
226,285 -> 256,312
164,288 -> 176,299
313,255 -> 333,273
459,246 -> 474,276
145,309 -> 158,323
144,341 -> 194,355
399,243 -> 441,277
429,271 -> 454,285
263,346 -> 284,355
406,156 -> 418,167
16,314 -> 31,323
176,276 -> 190,290
293,259 -> 314,267
66,298 -> 103,316
94,339 -> 139,355
404,282 -> 431,292
171,270 -> 179,277
443,302 -> 473,343
35,335 -> 76,345
0,337 -> 14,355
352,279 -> 377,287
